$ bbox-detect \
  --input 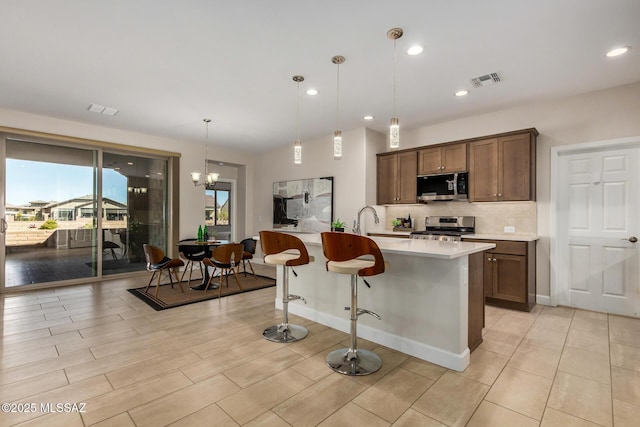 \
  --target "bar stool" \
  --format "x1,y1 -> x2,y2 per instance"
259,230 -> 313,342
320,232 -> 386,375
